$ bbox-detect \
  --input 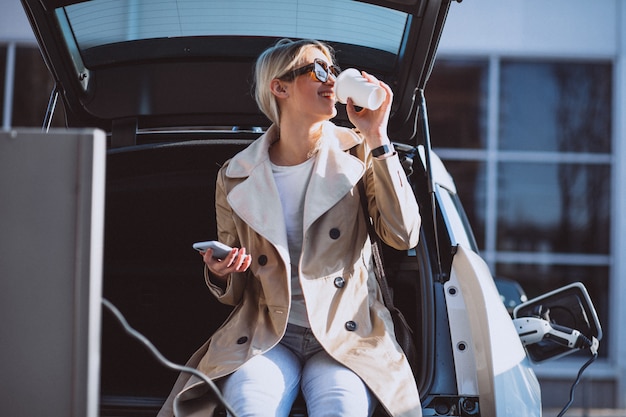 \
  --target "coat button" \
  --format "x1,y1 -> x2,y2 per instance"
345,321 -> 357,331
258,255 -> 268,266
236,336 -> 248,344
329,228 -> 341,240
334,277 -> 345,288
